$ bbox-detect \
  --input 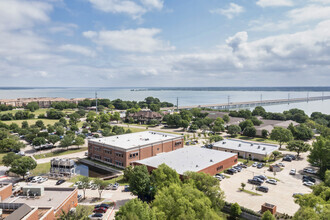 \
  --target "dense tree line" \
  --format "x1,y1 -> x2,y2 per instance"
0,104 -> 14,111
51,101 -> 77,110
0,111 -> 35,121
